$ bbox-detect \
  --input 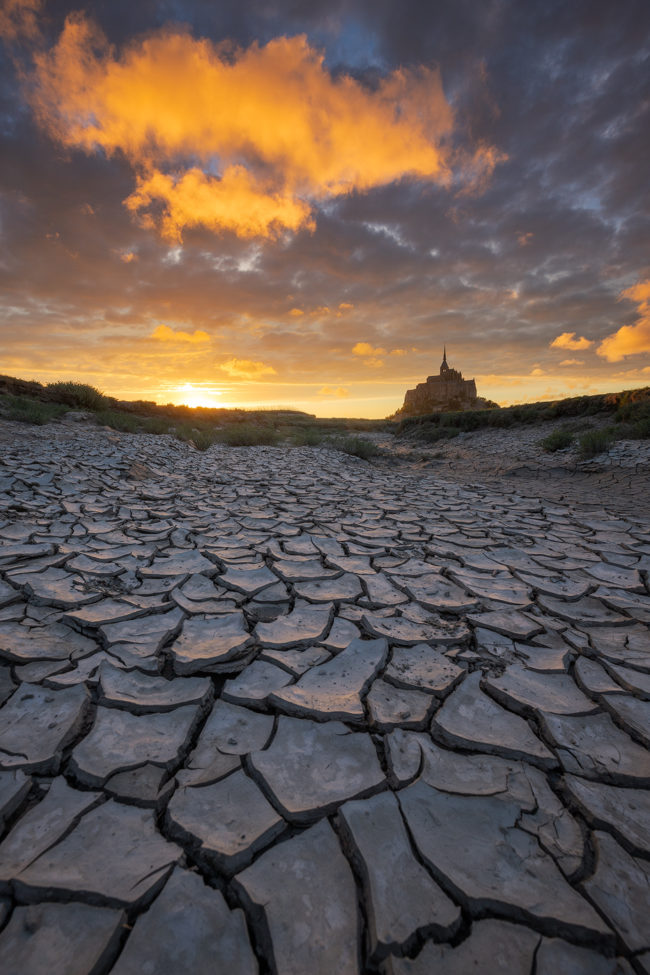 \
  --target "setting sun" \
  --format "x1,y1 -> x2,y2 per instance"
171,383 -> 224,409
